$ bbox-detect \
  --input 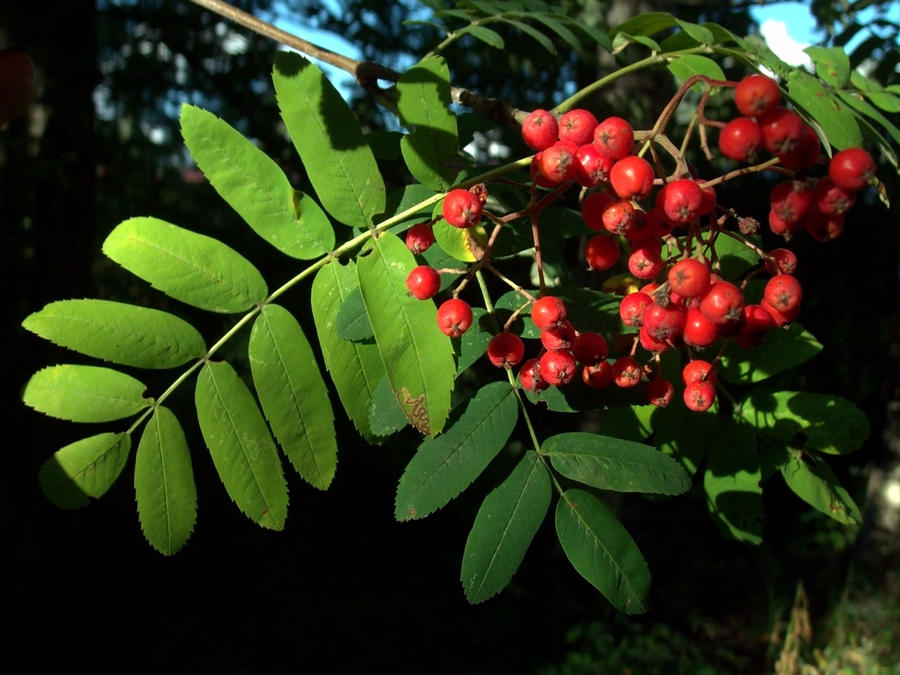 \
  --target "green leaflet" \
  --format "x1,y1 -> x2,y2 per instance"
787,69 -> 863,150
22,299 -> 206,369
597,405 -> 655,442
334,286 -> 374,342
310,259 -> 387,442
368,375 -> 409,437
357,232 -> 455,436
23,364 -> 152,423
555,488 -> 650,614
135,406 -> 197,556
719,323 -> 822,385
462,451 -> 551,604
739,389 -> 870,456
179,104 -> 334,259
667,55 -> 725,90
712,231 -> 761,281
457,307 -> 493,375
273,52 -> 386,228
704,417 -> 763,544
249,304 -> 337,490
433,216 -> 488,262
497,17 -> 557,54
543,432 -> 691,495
651,402 -> 718,476
804,46 -> 850,89
780,450 -> 861,526
458,25 -> 505,49
103,217 -> 268,313
397,56 -> 460,191
39,432 -> 131,509
395,381 -> 518,521
194,361 -> 288,530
